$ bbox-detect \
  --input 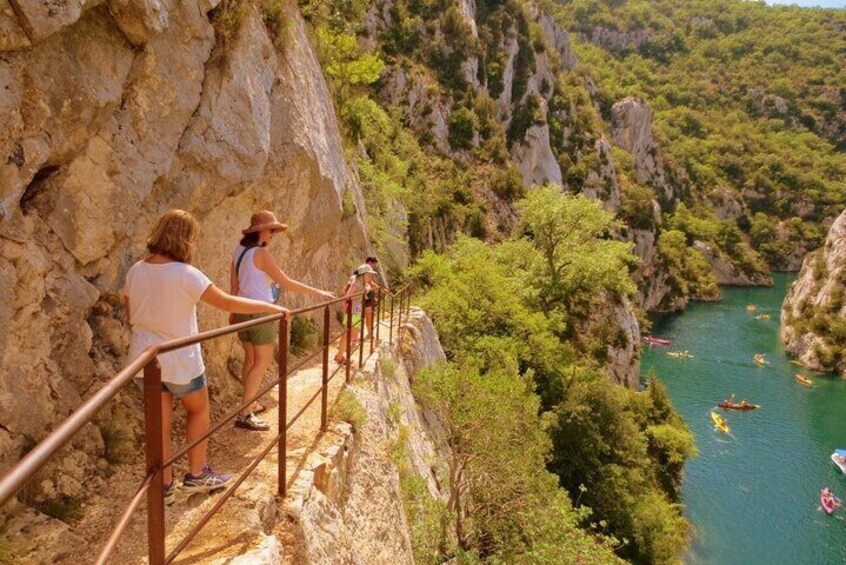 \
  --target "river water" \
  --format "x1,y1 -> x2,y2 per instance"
642,274 -> 846,564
